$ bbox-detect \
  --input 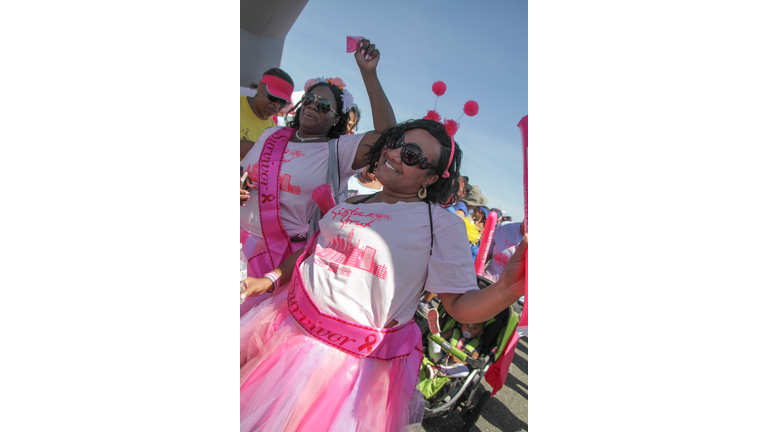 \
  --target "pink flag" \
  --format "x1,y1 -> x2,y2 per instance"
485,115 -> 528,397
